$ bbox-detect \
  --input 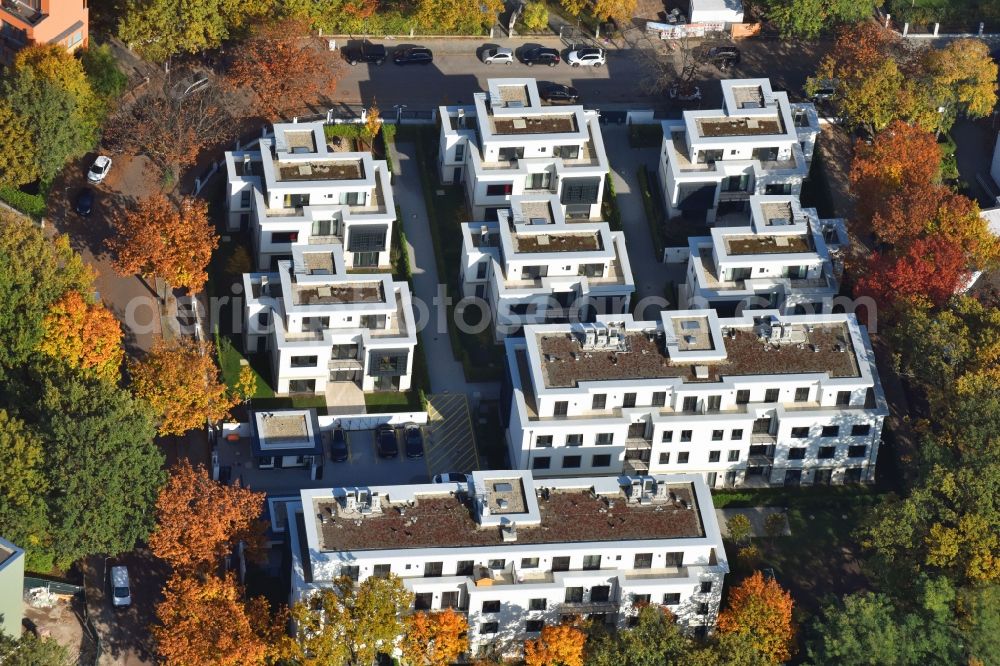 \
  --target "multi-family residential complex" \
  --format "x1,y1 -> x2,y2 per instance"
287,470 -> 728,654
439,78 -> 609,221
242,244 -> 416,395
682,194 -> 848,315
460,193 -> 635,340
0,536 -> 24,639
658,78 -> 820,223
503,309 -> 886,487
1,0 -> 88,64
225,122 -> 395,271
